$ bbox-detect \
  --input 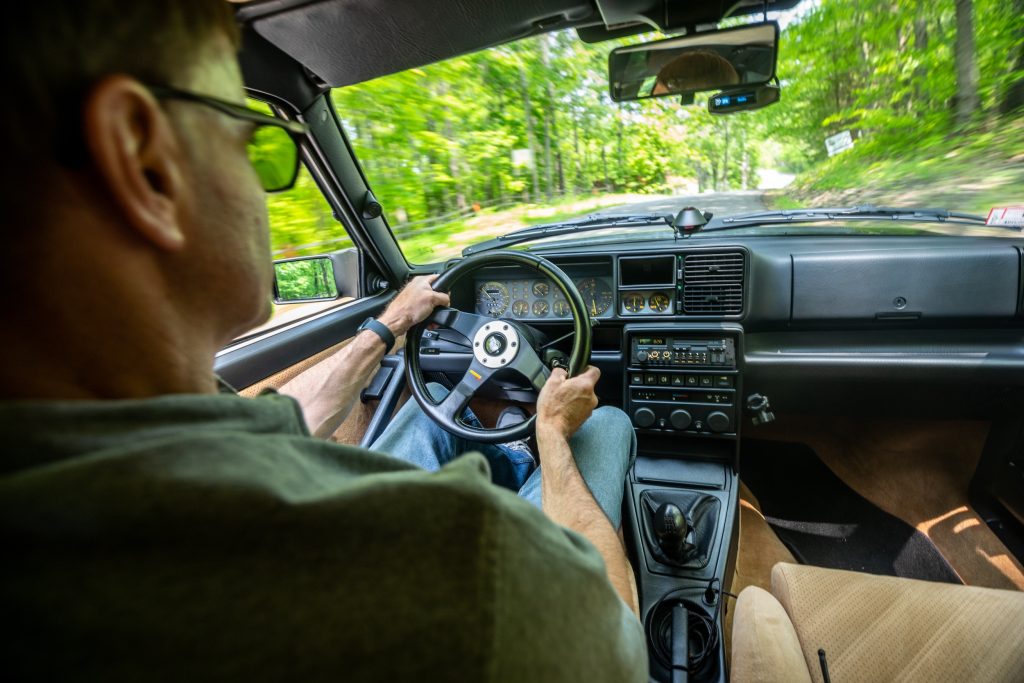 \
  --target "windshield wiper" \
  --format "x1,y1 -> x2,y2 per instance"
700,205 -> 991,233
462,213 -> 673,256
